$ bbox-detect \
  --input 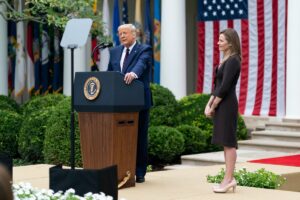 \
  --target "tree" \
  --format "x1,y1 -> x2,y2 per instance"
0,0 -> 109,40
